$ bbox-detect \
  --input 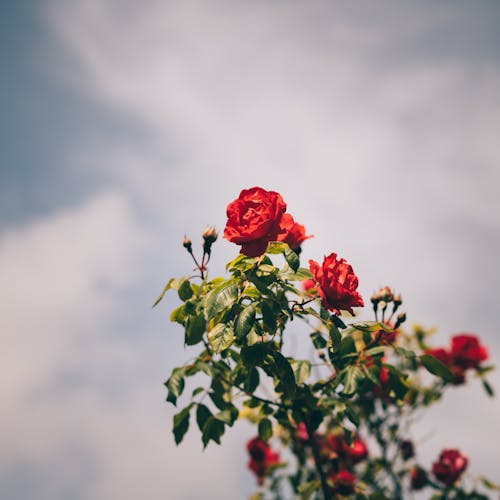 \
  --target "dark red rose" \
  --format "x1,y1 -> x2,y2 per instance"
246,437 -> 280,485
432,448 -> 468,486
246,436 -> 269,461
277,213 -> 312,251
330,470 -> 356,495
410,466 -> 428,490
425,347 -> 466,385
309,253 -> 364,315
342,436 -> 368,463
450,334 -> 488,370
224,187 -> 287,257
